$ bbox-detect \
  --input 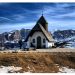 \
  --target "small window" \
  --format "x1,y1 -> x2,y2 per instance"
33,39 -> 35,43
43,39 -> 45,43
